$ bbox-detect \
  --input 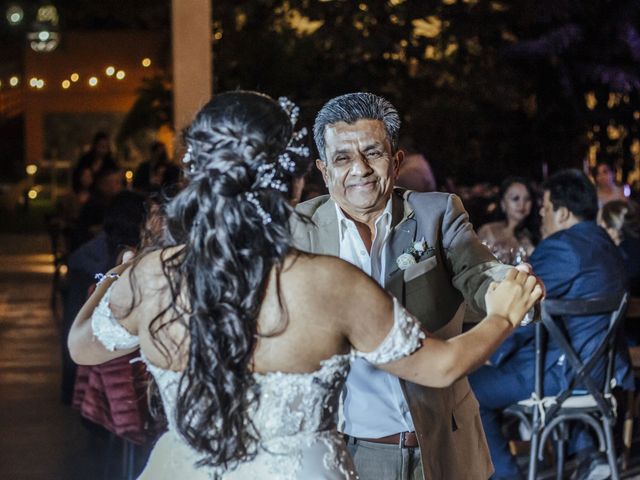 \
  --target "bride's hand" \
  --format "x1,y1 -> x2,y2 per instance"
485,268 -> 543,328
